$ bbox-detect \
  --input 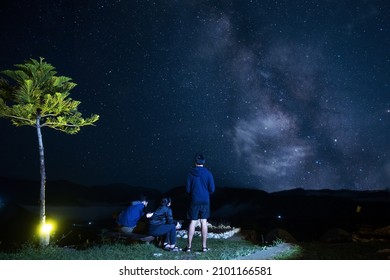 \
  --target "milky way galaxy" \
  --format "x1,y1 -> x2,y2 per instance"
0,0 -> 389,192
